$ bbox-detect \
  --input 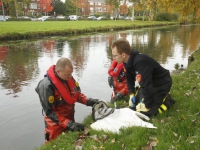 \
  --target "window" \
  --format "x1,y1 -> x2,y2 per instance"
90,7 -> 94,12
30,3 -> 37,9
